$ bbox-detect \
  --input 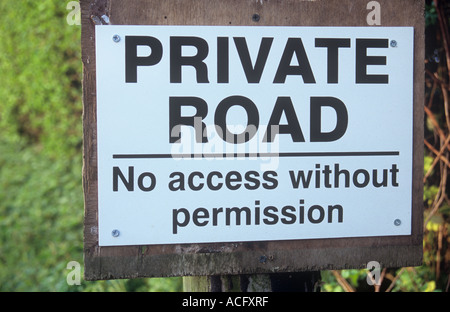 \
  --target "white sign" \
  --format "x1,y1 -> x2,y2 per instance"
95,25 -> 414,246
